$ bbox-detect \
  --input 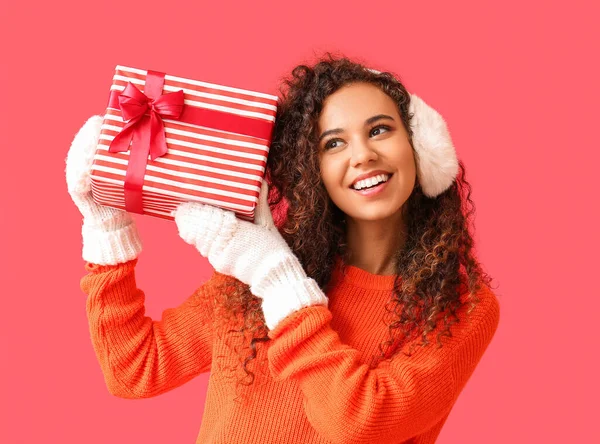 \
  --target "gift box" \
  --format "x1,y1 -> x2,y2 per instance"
90,65 -> 278,222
